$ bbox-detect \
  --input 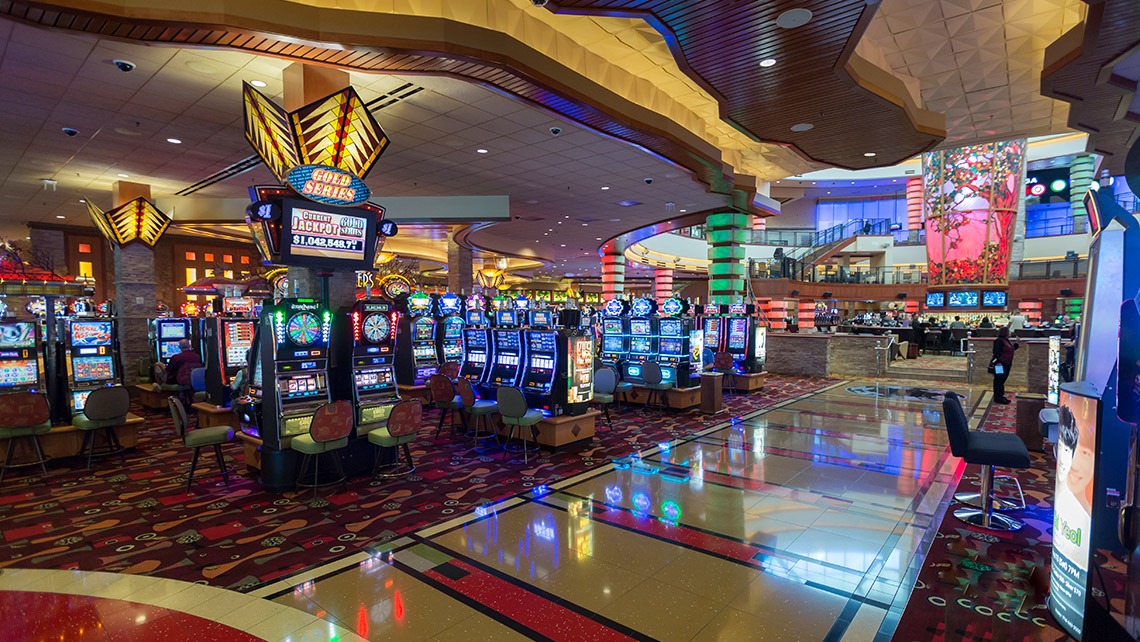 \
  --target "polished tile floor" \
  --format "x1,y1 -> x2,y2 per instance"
253,381 -> 988,641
